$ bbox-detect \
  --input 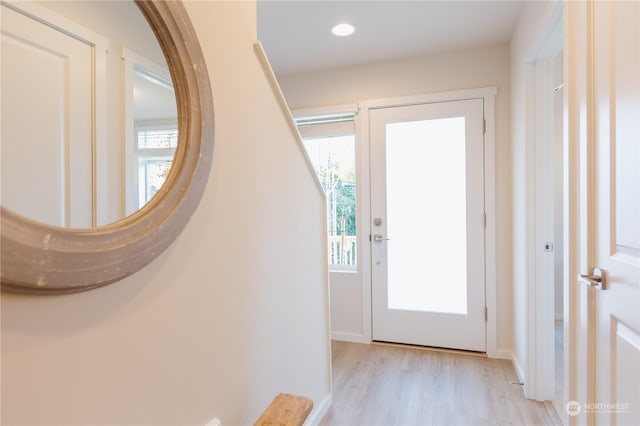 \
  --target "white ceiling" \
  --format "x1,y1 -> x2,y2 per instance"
257,0 -> 526,76
134,71 -> 177,121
